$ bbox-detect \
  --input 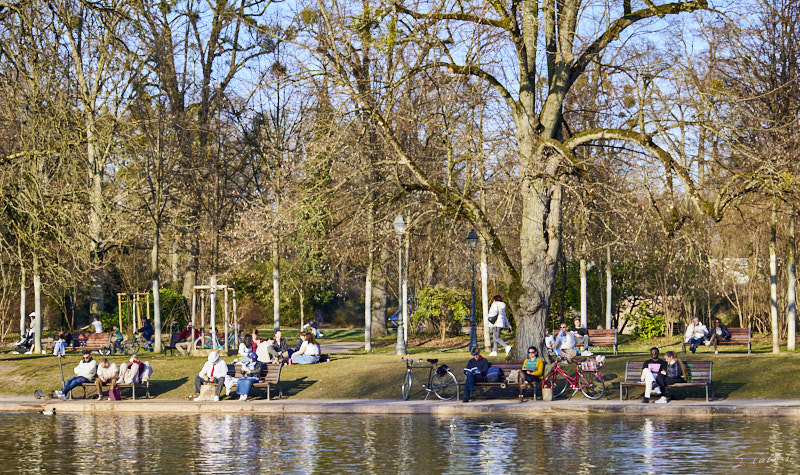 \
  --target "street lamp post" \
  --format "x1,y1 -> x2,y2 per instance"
467,230 -> 479,354
394,215 -> 407,355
